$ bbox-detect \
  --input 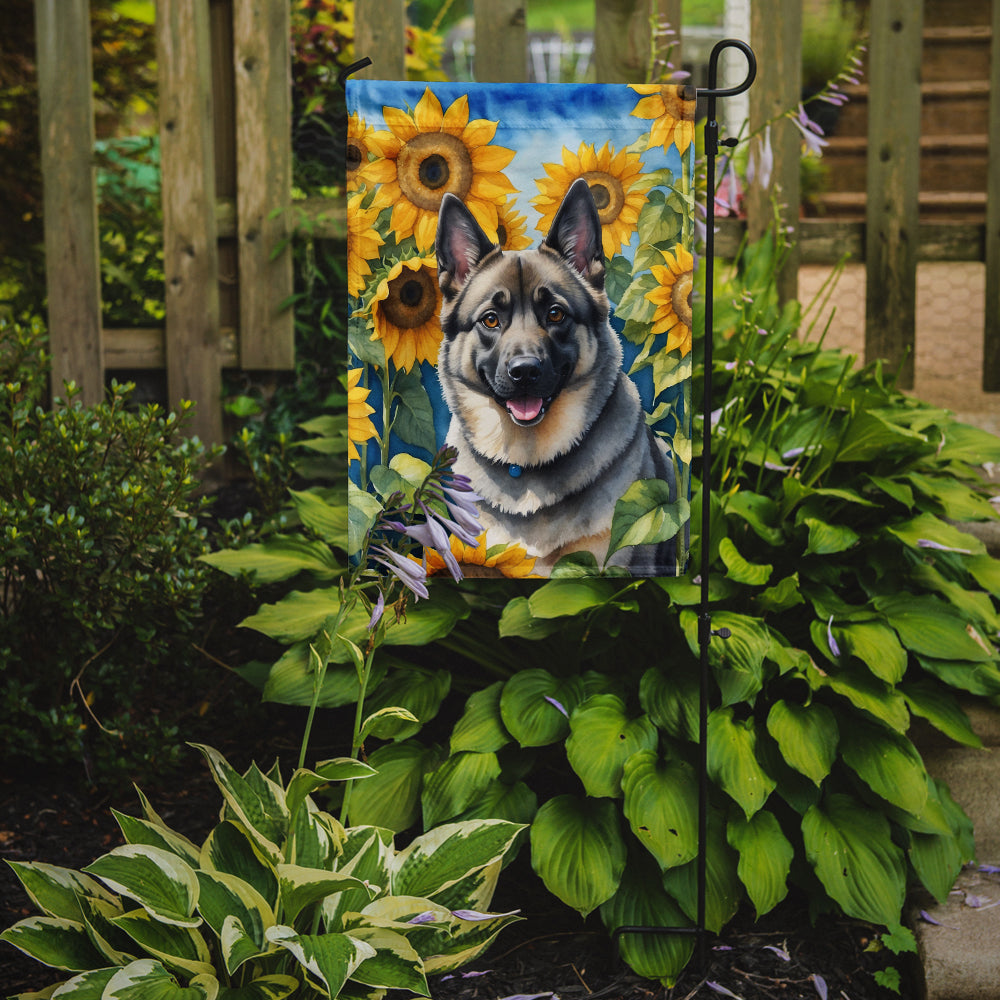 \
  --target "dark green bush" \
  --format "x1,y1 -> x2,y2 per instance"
0,317 -> 220,783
